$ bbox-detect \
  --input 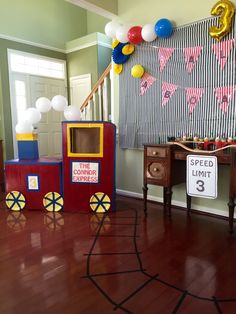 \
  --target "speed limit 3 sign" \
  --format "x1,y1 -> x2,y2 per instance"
187,155 -> 218,199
